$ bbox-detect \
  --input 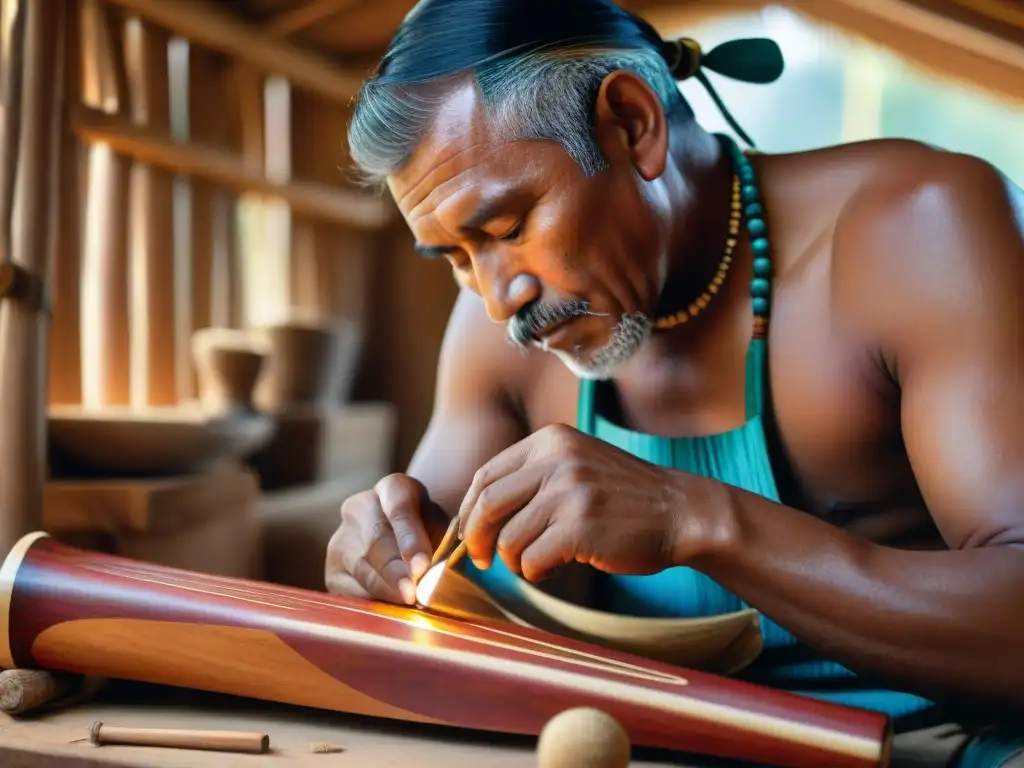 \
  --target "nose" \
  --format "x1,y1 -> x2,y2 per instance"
475,261 -> 541,323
